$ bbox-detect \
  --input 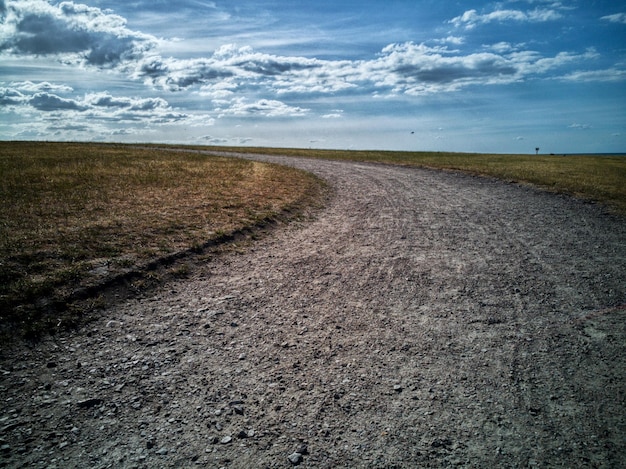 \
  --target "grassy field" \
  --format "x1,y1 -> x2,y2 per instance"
0,142 -> 326,337
199,146 -> 626,215
1,142 -> 624,339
